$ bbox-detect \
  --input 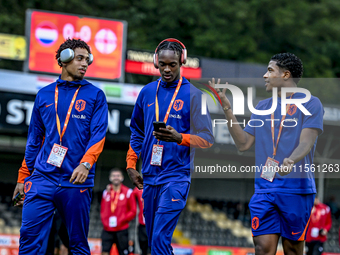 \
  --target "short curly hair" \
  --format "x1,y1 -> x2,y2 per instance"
55,38 -> 91,63
271,53 -> 303,84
